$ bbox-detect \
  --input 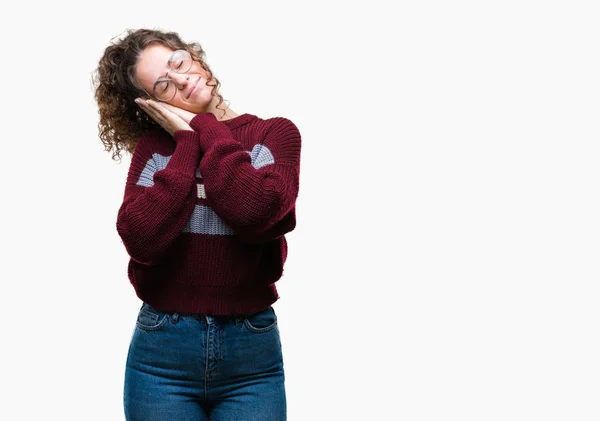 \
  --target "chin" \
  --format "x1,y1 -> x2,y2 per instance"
191,97 -> 214,113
